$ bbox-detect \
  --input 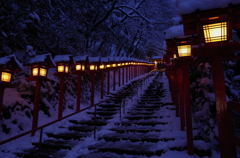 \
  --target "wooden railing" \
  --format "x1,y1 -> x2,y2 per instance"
0,70 -> 155,146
